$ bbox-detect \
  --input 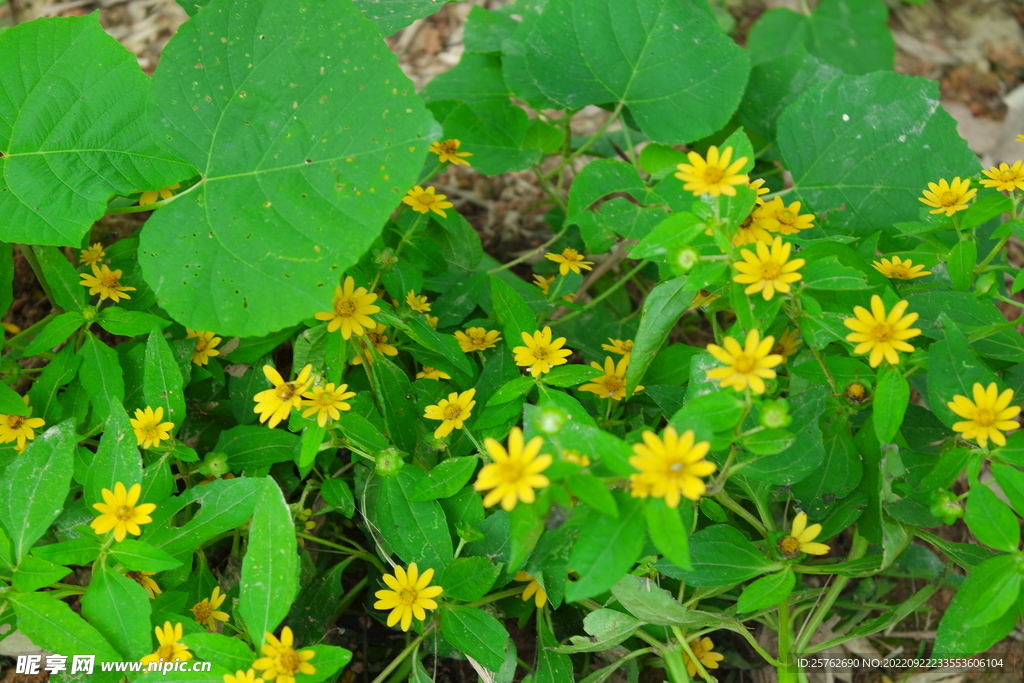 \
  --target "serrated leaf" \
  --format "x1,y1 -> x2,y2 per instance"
85,401 -> 144,510
108,540 -> 184,572
182,633 -> 257,674
508,0 -> 749,143
23,312 -> 84,357
779,72 -> 979,234
376,468 -> 453,574
626,277 -> 695,396
440,606 -> 509,672
565,494 -> 645,601
141,0 -> 438,336
355,0 -> 456,36
543,364 -> 603,388
77,334 -> 124,424
0,16 -> 193,246
409,457 -> 478,502
947,239 -> 977,292
97,308 -> 170,337
551,609 -> 643,654
800,256 -> 870,290
646,498 -> 691,570
873,365 -> 909,443
439,556 -> 501,602
611,575 -> 720,628
7,591 -> 121,662
656,524 -> 781,586
81,565 -> 152,660
736,568 -> 796,613
320,477 -> 355,517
